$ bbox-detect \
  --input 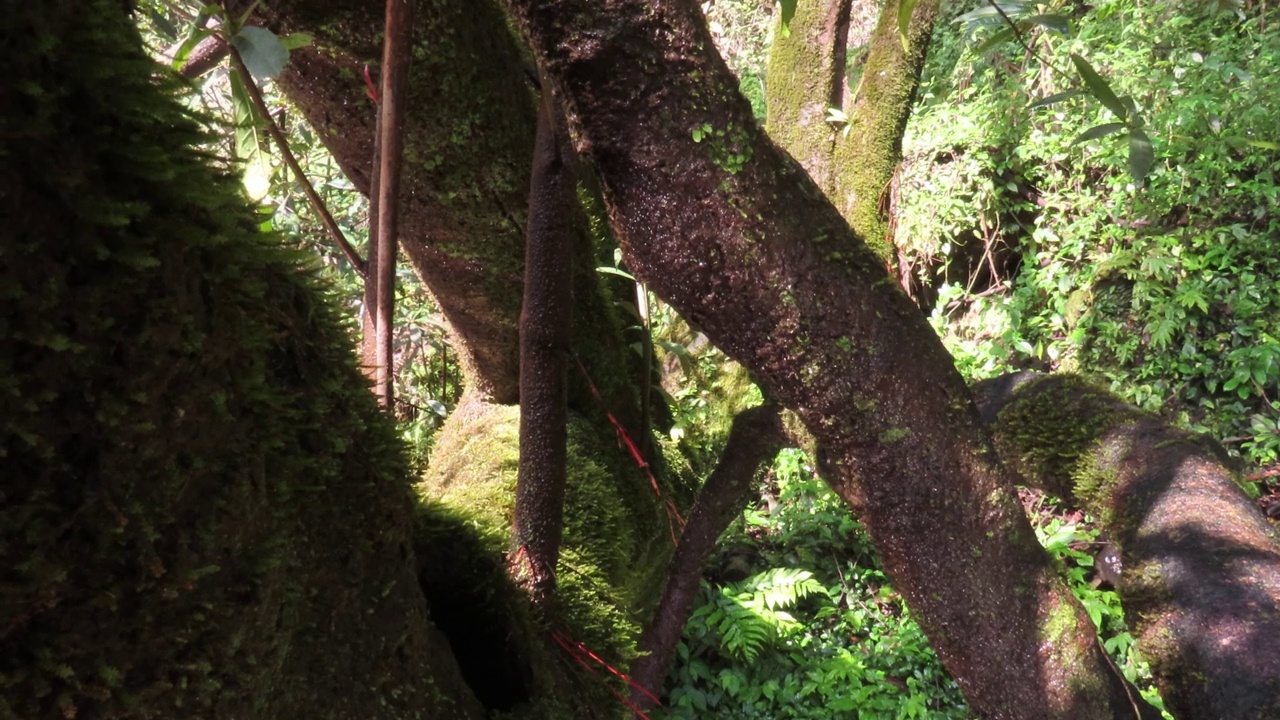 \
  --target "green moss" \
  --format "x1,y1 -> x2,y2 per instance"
417,398 -> 677,715
879,427 -> 912,442
991,375 -> 1145,502
2,3 -> 458,717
